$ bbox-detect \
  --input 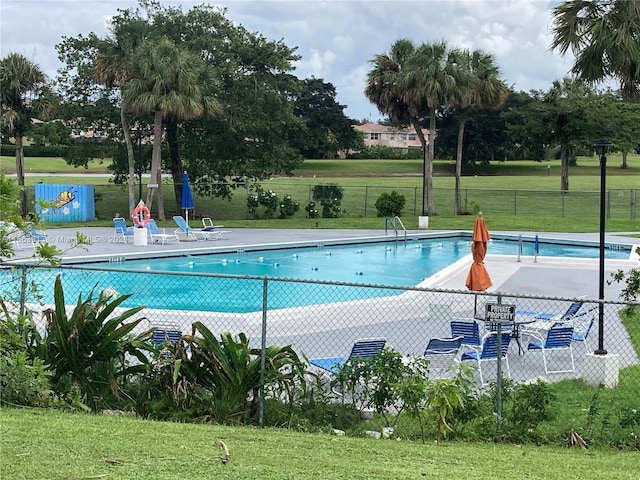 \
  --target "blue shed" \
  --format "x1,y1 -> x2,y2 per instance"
35,184 -> 96,223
